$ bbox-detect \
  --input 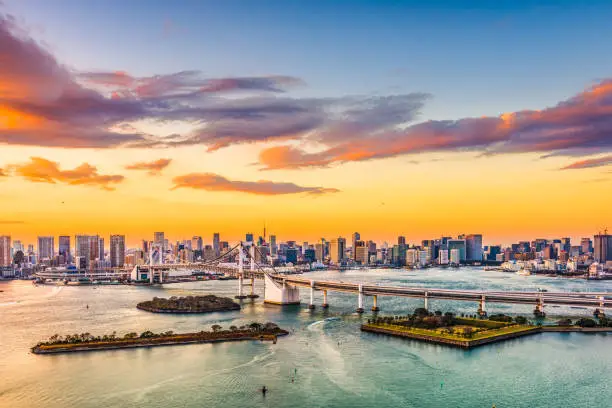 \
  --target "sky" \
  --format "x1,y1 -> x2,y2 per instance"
0,0 -> 611,247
